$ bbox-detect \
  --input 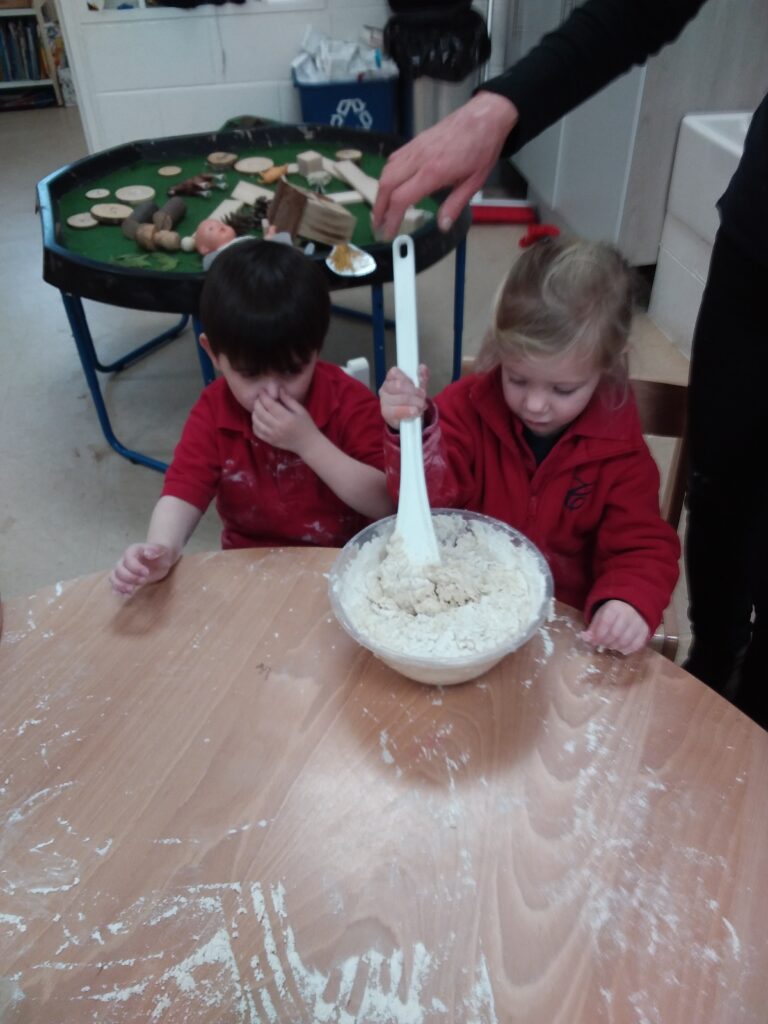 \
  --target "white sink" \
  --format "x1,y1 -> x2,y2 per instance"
649,111 -> 750,357
666,112 -> 751,246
